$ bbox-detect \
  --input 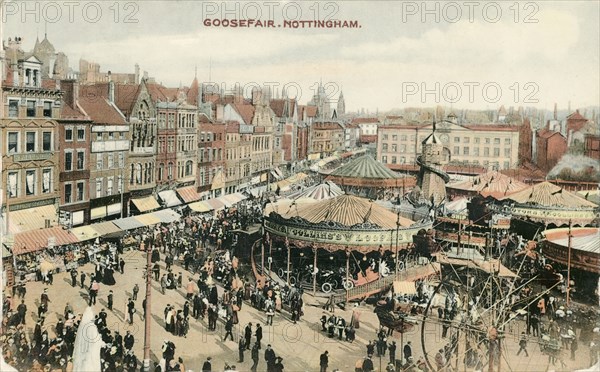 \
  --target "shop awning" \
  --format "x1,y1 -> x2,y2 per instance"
13,226 -> 79,255
112,217 -> 144,231
270,170 -> 282,180
216,195 -> 234,208
131,196 -> 160,212
249,186 -> 267,198
90,221 -> 122,236
71,225 -> 100,242
176,186 -> 203,203
393,281 -> 417,295
158,190 -> 182,207
152,209 -> 181,223
91,206 -> 107,220
205,198 -> 225,210
134,213 -> 162,227
188,201 -> 213,213
221,193 -> 247,206
5,204 -> 58,234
